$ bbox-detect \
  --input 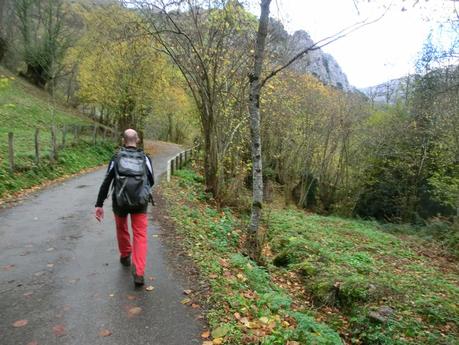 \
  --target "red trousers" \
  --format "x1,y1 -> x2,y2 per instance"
114,213 -> 148,276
